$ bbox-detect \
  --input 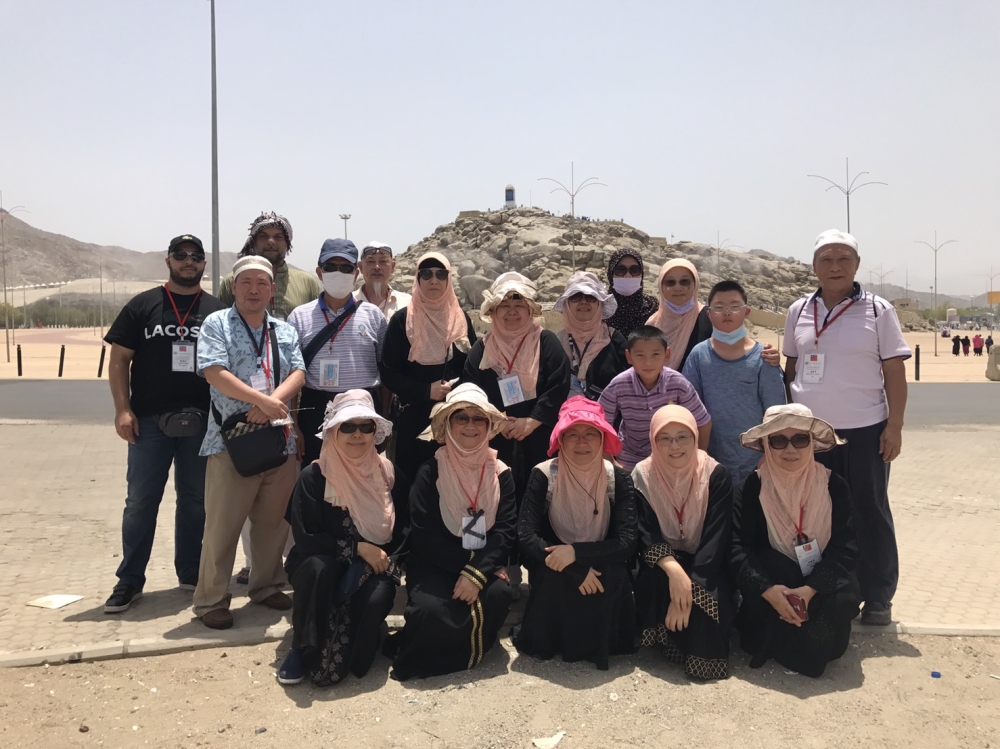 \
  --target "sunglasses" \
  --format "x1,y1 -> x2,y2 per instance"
418,268 -> 449,281
568,292 -> 597,304
612,264 -> 642,277
767,433 -> 812,450
170,251 -> 206,263
322,262 -> 356,274
663,278 -> 693,287
339,421 -> 376,434
450,413 -> 490,426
